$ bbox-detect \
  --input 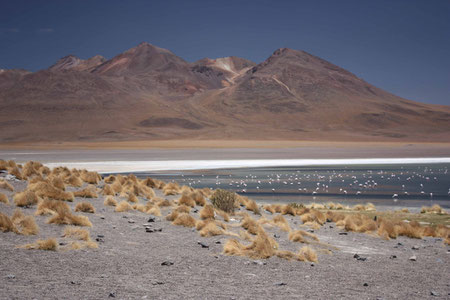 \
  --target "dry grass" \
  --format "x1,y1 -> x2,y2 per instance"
175,204 -> 191,213
239,196 -> 260,215
22,161 -> 43,178
21,238 -> 58,251
65,174 -> 83,187
0,212 -> 19,233
178,194 -> 196,207
240,213 -> 263,235
172,213 -> 197,227
166,210 -> 179,221
104,175 -> 116,184
288,230 -> 318,243
132,204 -> 147,213
156,198 -> 172,208
47,207 -> 92,227
200,204 -> 215,220
75,202 -> 96,213
35,199 -> 70,216
198,221 -> 225,237
73,185 -> 98,198
102,184 -> 115,196
0,179 -> 14,192
127,193 -> 138,203
147,206 -> 162,216
215,209 -> 230,222
189,191 -> 206,206
280,204 -> 296,216
13,190 -> 39,207
104,196 -> 118,207
111,180 -> 123,194
301,209 -> 326,225
210,189 -> 237,213
8,166 -> 24,180
223,229 -> 278,259
50,176 -> 66,191
336,214 -> 377,233
0,159 -> 7,170
115,201 -> 133,212
263,204 -> 276,214
63,226 -> 90,241
272,215 -> 291,232
0,193 -> 9,205
421,204 -> 446,214
163,182 -> 180,195
80,171 -> 101,184
11,209 -> 39,235
298,246 -> 318,262
28,182 -> 74,201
